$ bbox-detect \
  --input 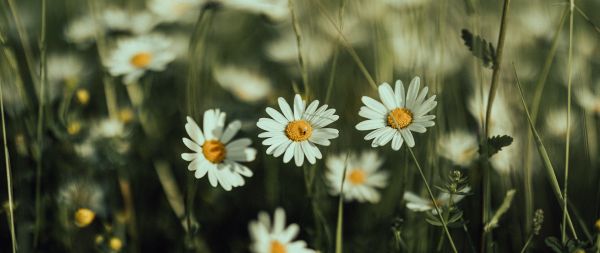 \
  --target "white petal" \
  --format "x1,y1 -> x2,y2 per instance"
283,142 -> 296,163
394,79 -> 405,107
406,77 -> 421,109
257,118 -> 285,132
378,82 -> 398,110
185,116 -> 205,144
391,132 -> 404,150
361,96 -> 387,115
266,107 -> 288,124
294,142 -> 305,166
182,138 -> 201,152
356,119 -> 386,131
293,94 -> 305,120
220,120 -> 241,143
401,129 -> 415,147
278,97 -> 294,121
